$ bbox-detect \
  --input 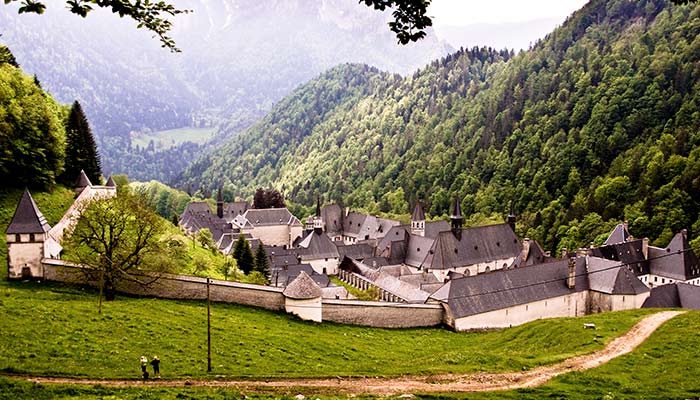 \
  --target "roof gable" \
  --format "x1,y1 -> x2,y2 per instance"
604,223 -> 631,245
